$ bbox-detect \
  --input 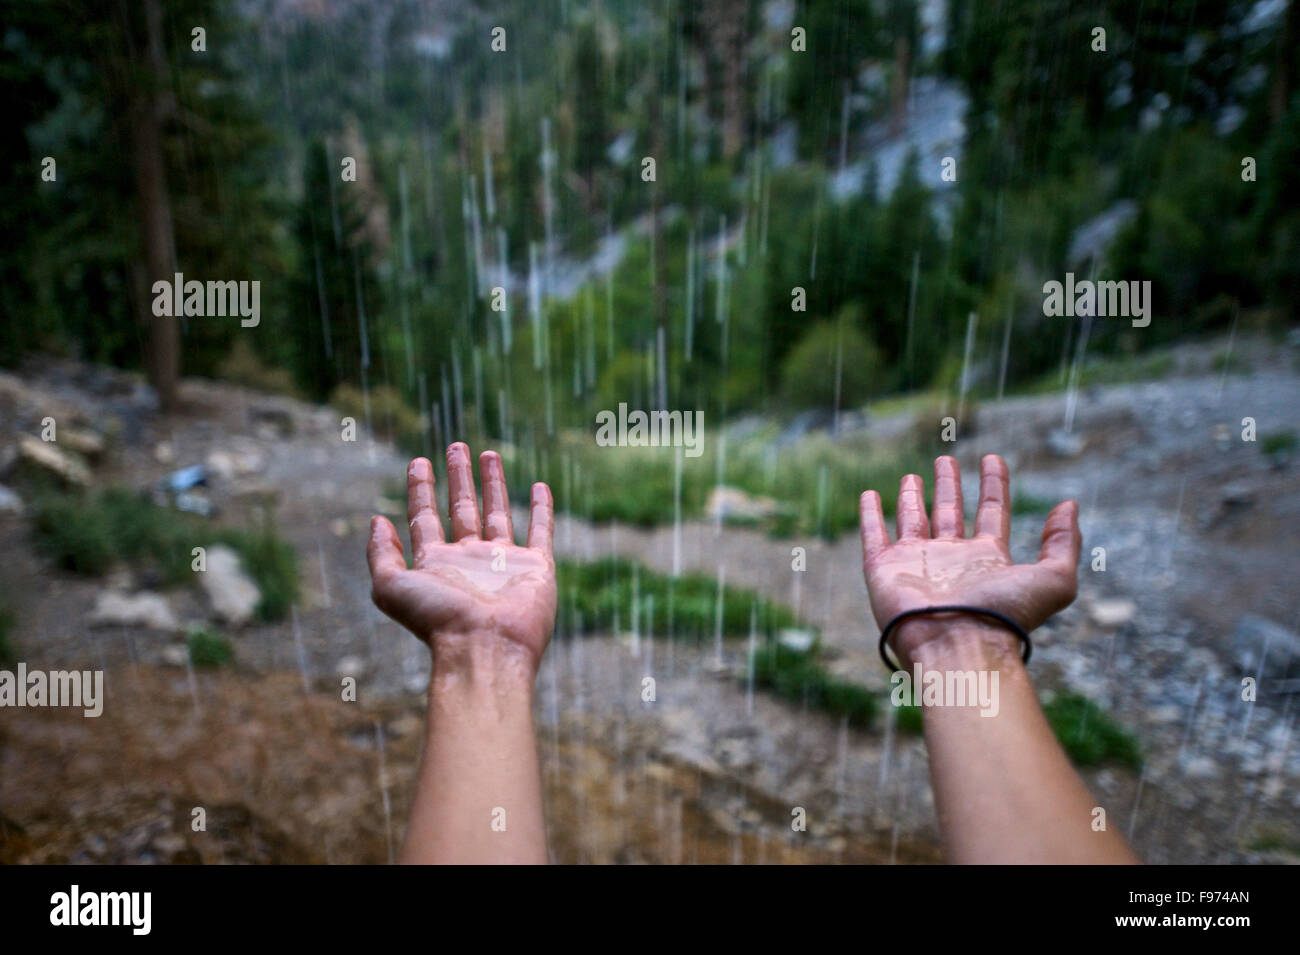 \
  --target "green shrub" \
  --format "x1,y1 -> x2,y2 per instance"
330,383 -> 423,449
780,314 -> 883,410
28,485 -> 298,621
219,525 -> 299,622
1041,692 -> 1142,769
556,558 -> 797,640
187,628 -> 234,668
750,642 -> 877,728
1261,430 -> 1298,457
